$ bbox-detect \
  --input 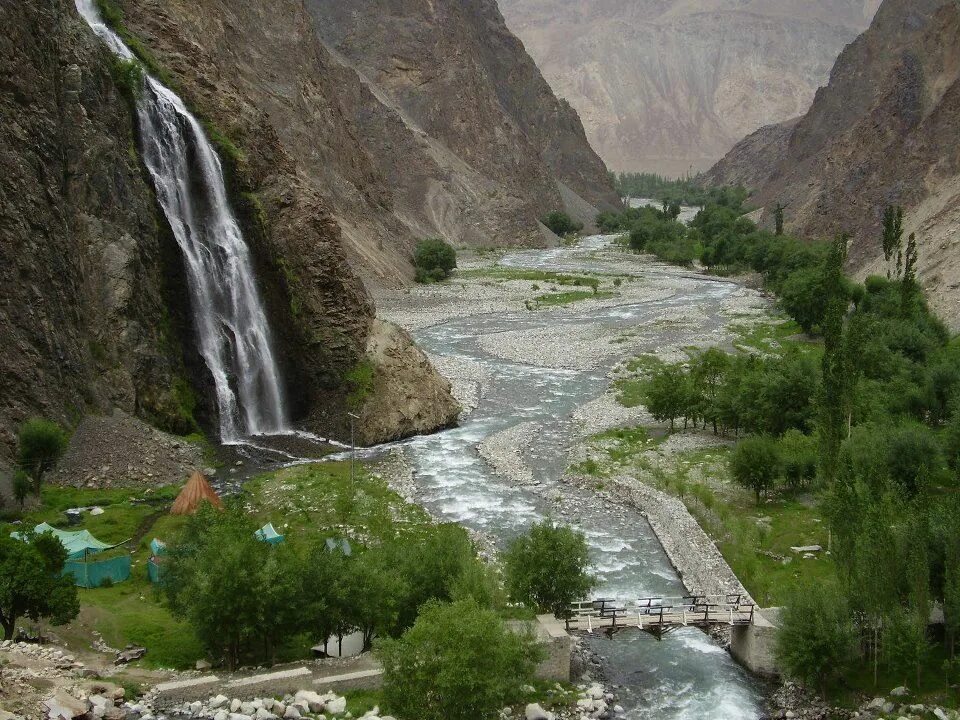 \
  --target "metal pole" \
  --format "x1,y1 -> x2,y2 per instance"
348,412 -> 359,484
